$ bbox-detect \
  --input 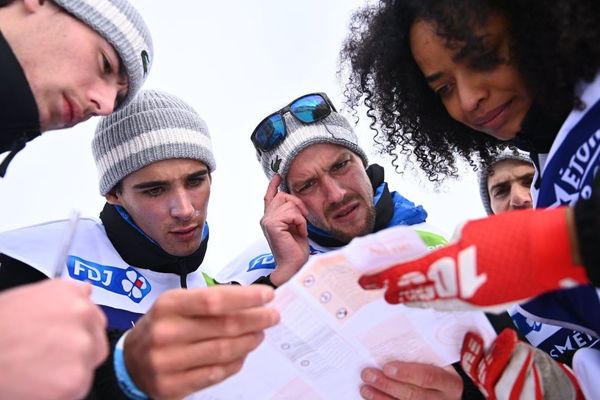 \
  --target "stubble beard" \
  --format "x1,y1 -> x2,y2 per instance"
311,203 -> 377,243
